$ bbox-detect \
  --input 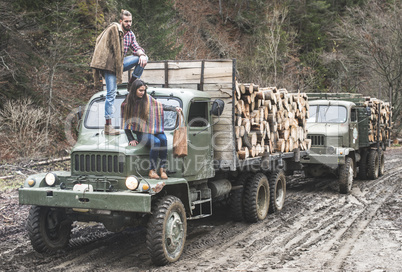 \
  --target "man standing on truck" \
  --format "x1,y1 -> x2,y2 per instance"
90,9 -> 148,135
